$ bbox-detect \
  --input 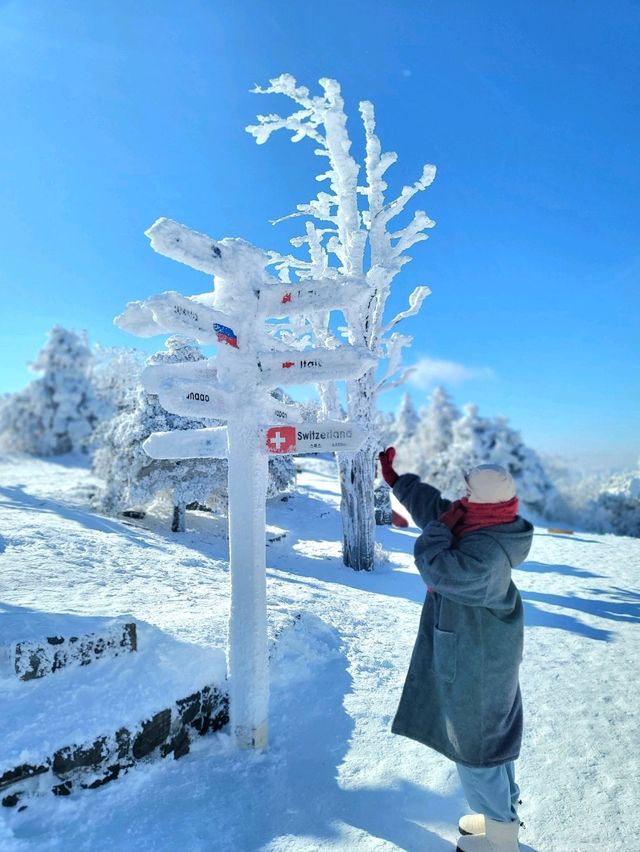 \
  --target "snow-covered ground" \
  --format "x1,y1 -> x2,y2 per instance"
0,454 -> 638,851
